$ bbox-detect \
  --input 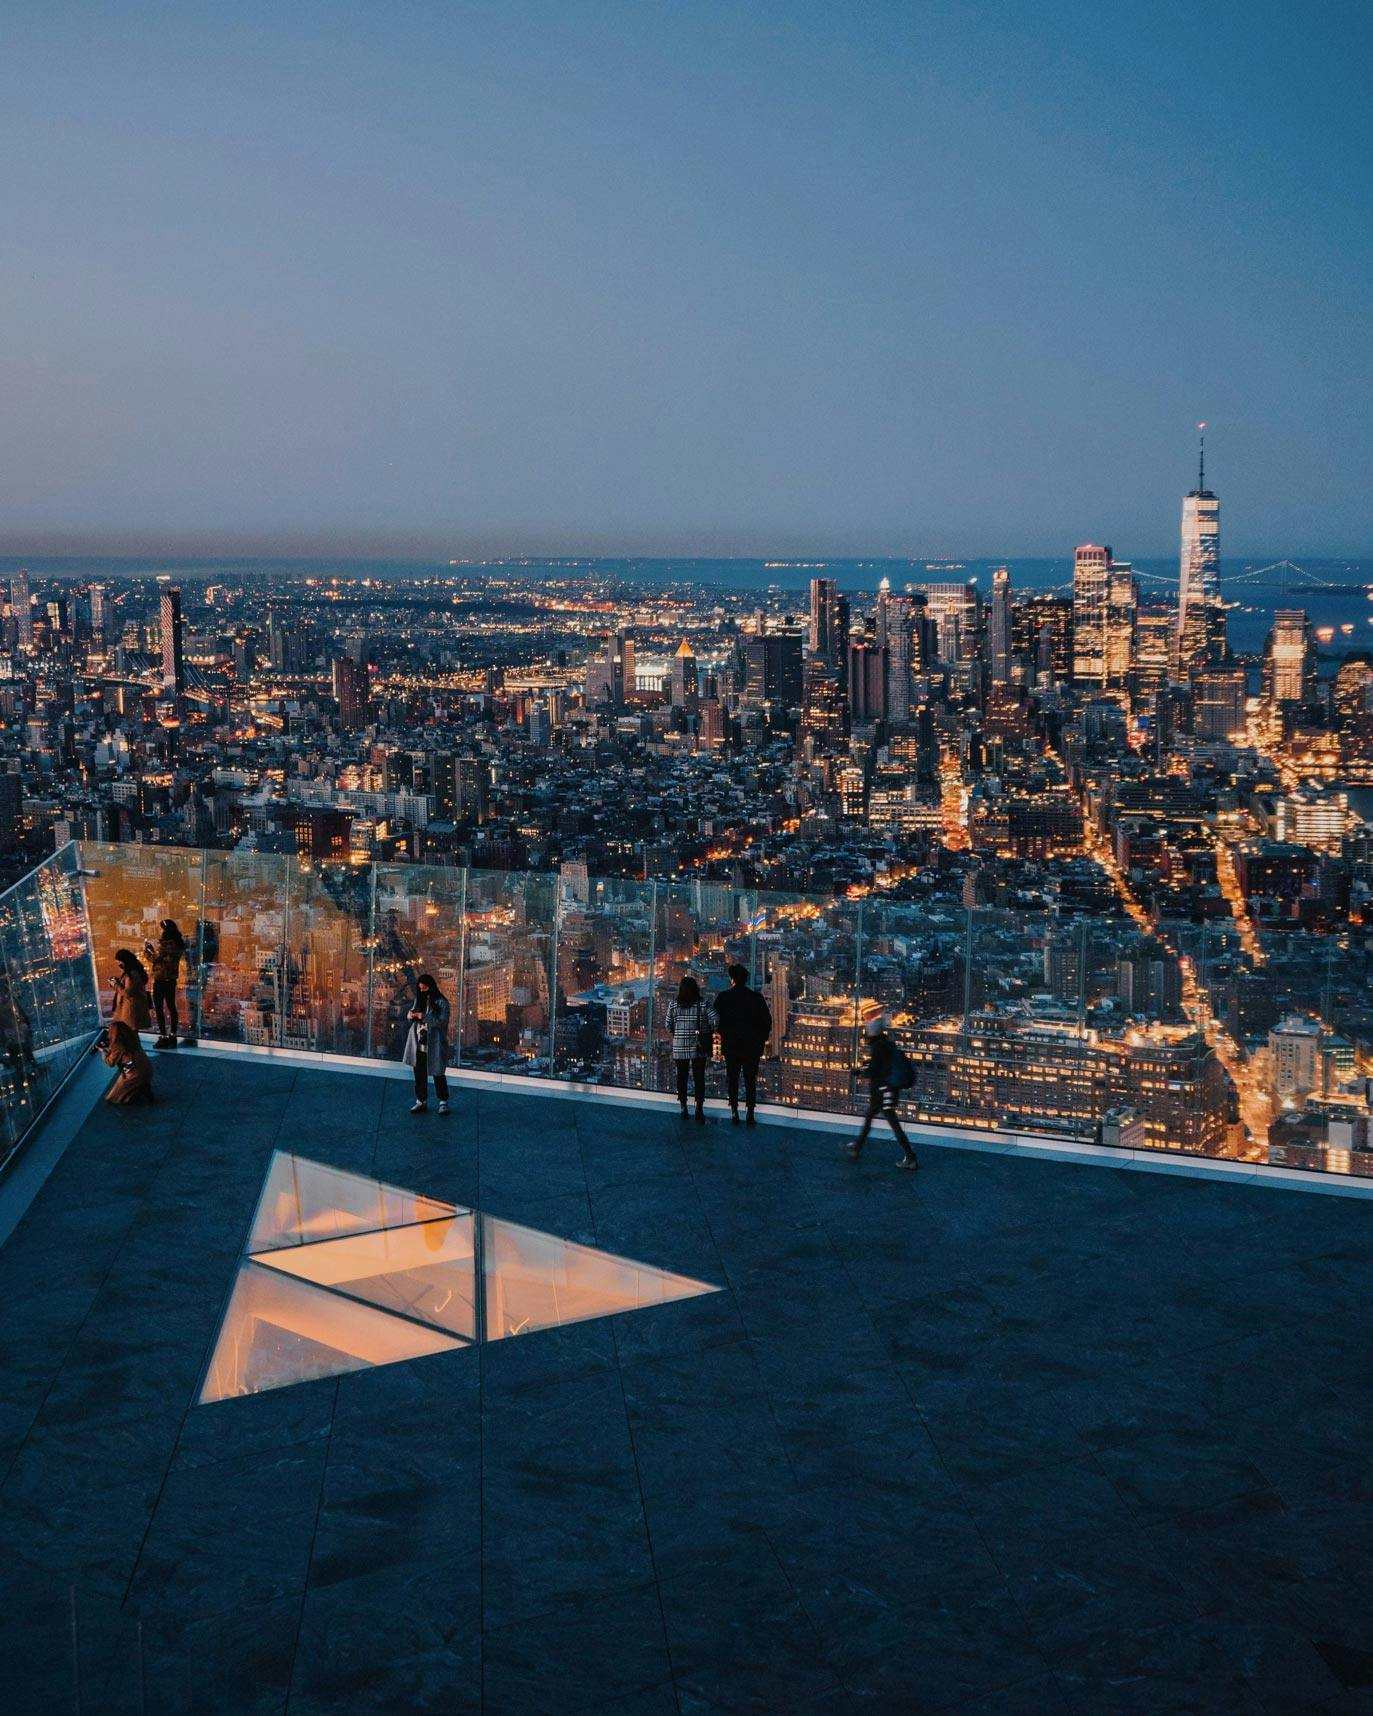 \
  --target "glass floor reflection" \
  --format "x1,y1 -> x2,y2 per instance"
200,1152 -> 718,1404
